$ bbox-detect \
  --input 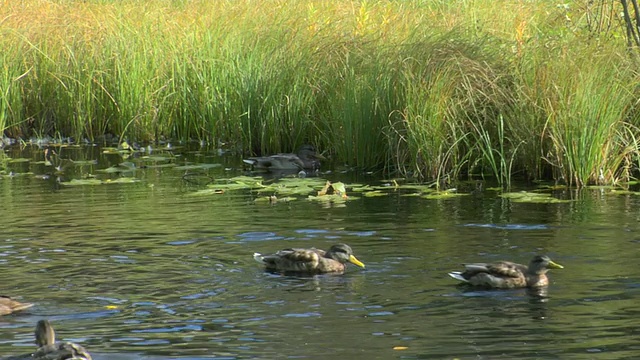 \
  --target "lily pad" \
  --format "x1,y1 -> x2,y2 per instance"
0,171 -> 34,178
173,163 -> 222,170
422,191 -> 469,200
60,178 -> 104,186
104,177 -> 139,184
254,195 -> 297,204
99,165 -> 136,174
204,176 -> 266,191
189,188 -> 227,196
60,177 -> 139,186
363,190 -> 388,197
71,159 -> 98,166
317,181 -> 348,199
307,194 -> 350,207
256,177 -> 327,196
606,189 -> 640,196
102,147 -> 123,154
142,155 -> 173,162
350,185 -> 374,192
500,191 -> 571,203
